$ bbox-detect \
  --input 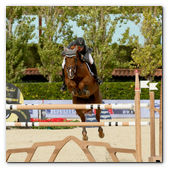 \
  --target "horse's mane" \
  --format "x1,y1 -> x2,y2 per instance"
70,45 -> 76,50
